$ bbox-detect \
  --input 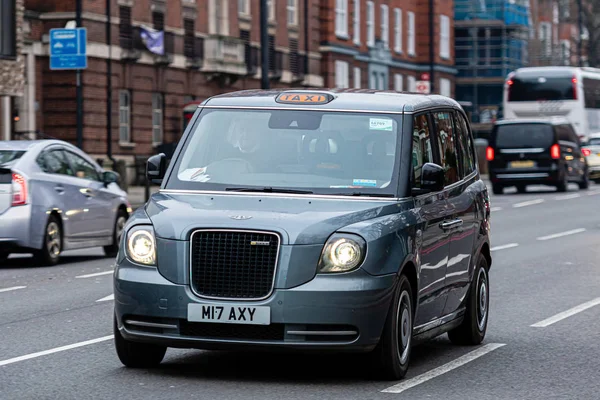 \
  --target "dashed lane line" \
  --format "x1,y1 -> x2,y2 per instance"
0,286 -> 26,293
0,336 -> 113,367
536,228 -> 586,241
513,199 -> 545,208
490,207 -> 503,212
491,243 -> 519,251
96,294 -> 114,302
75,270 -> 114,279
555,193 -> 581,201
381,343 -> 507,394
531,297 -> 600,328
